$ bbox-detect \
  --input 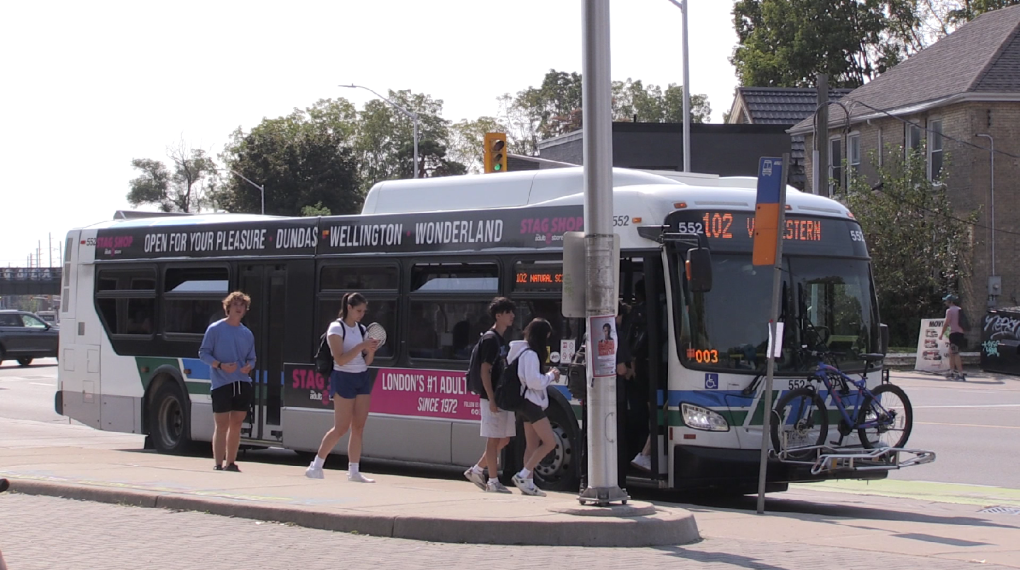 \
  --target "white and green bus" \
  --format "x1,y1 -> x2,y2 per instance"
56,166 -> 885,493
